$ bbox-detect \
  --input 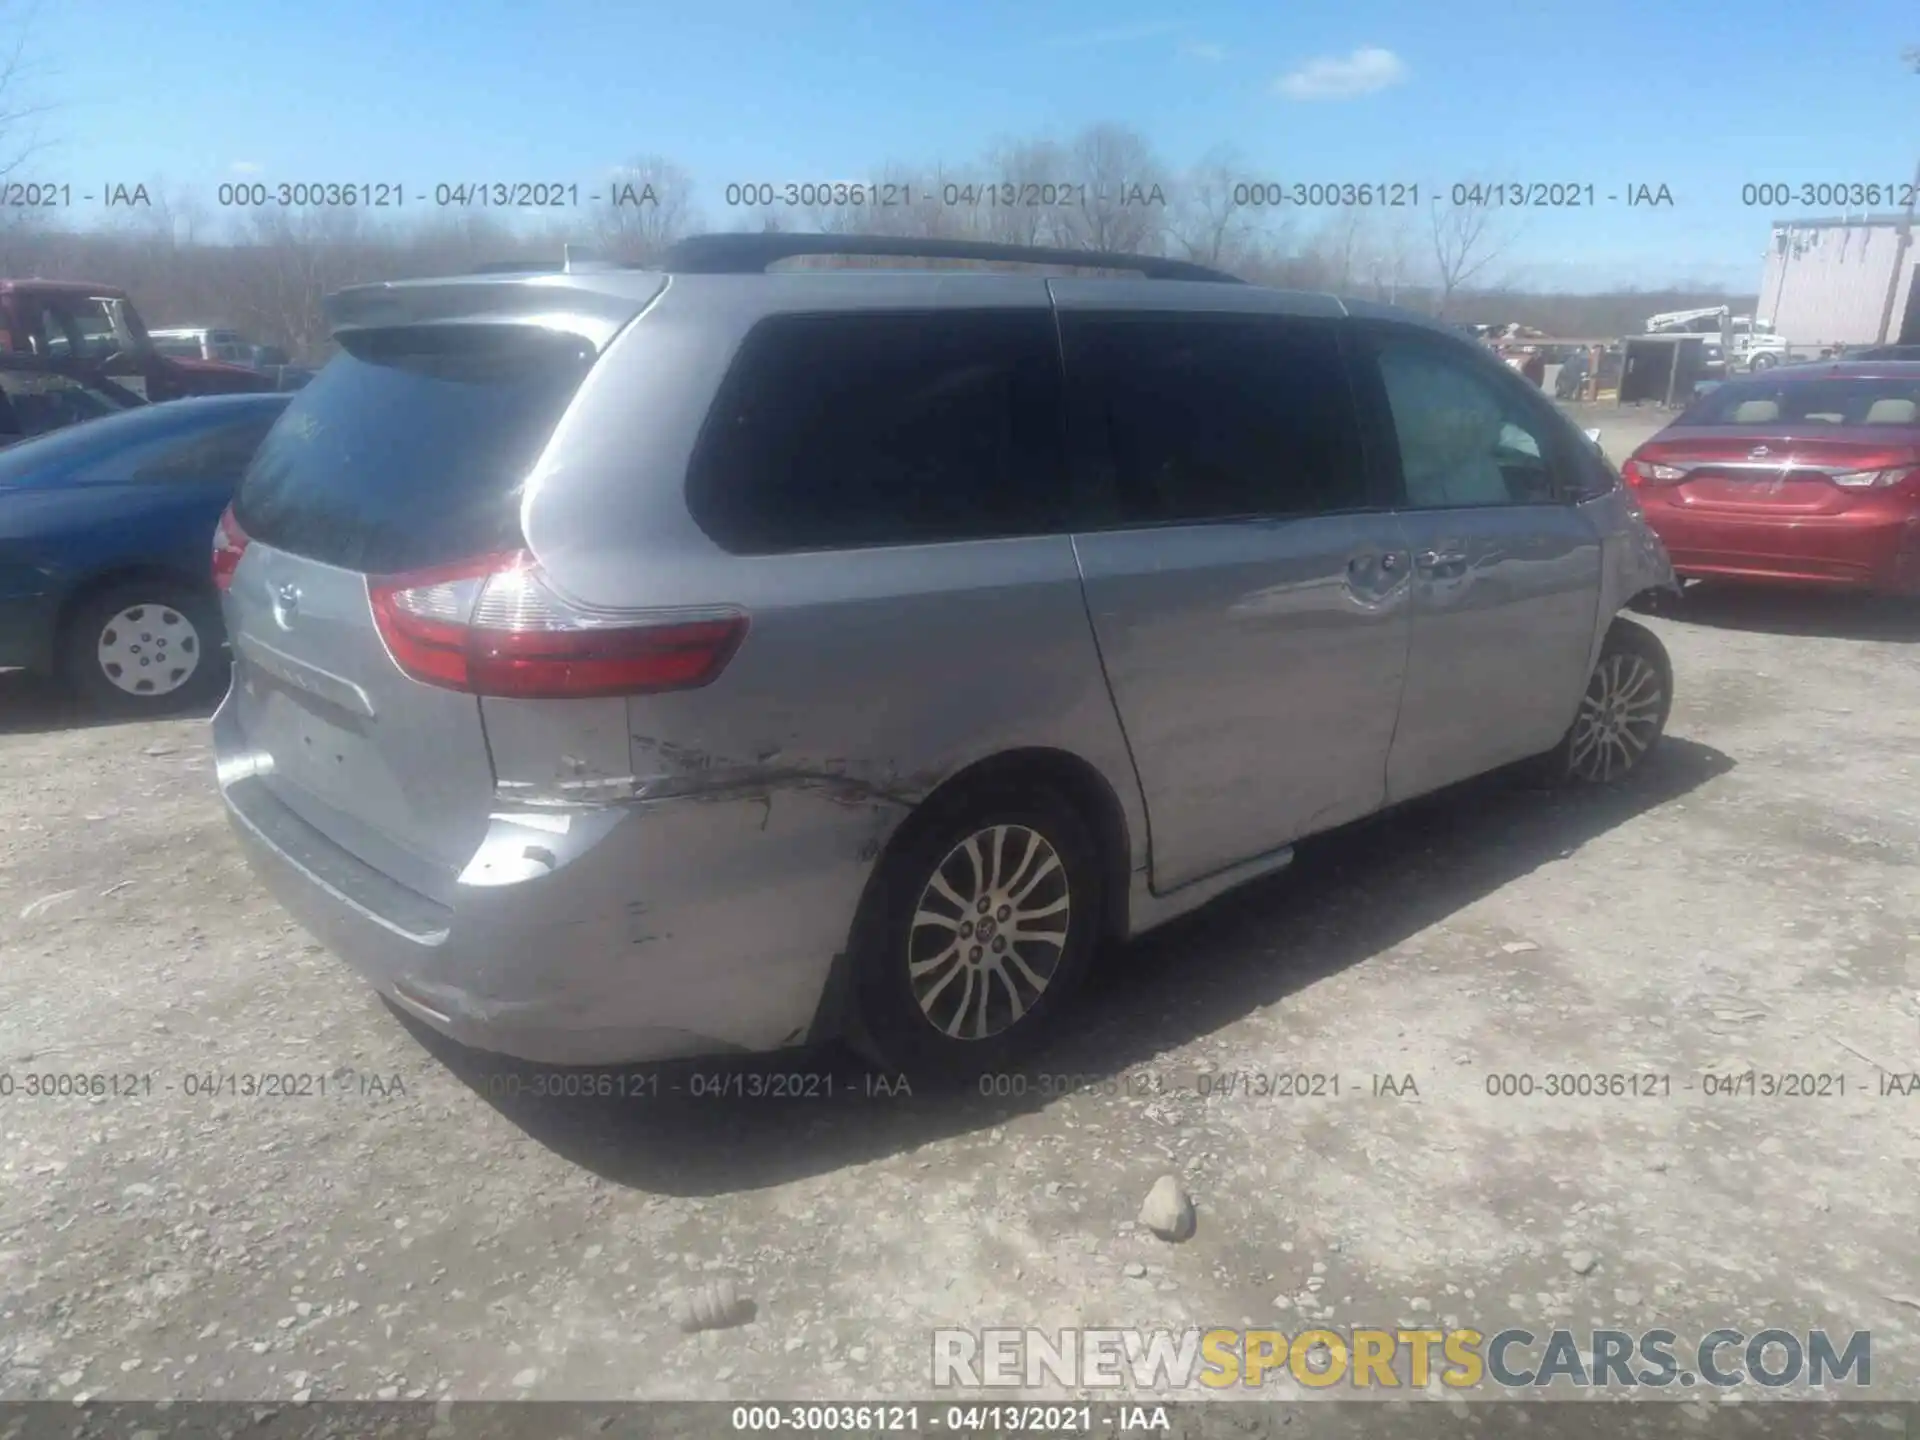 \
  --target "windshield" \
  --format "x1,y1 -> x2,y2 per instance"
1675,375 -> 1920,427
0,368 -> 137,440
